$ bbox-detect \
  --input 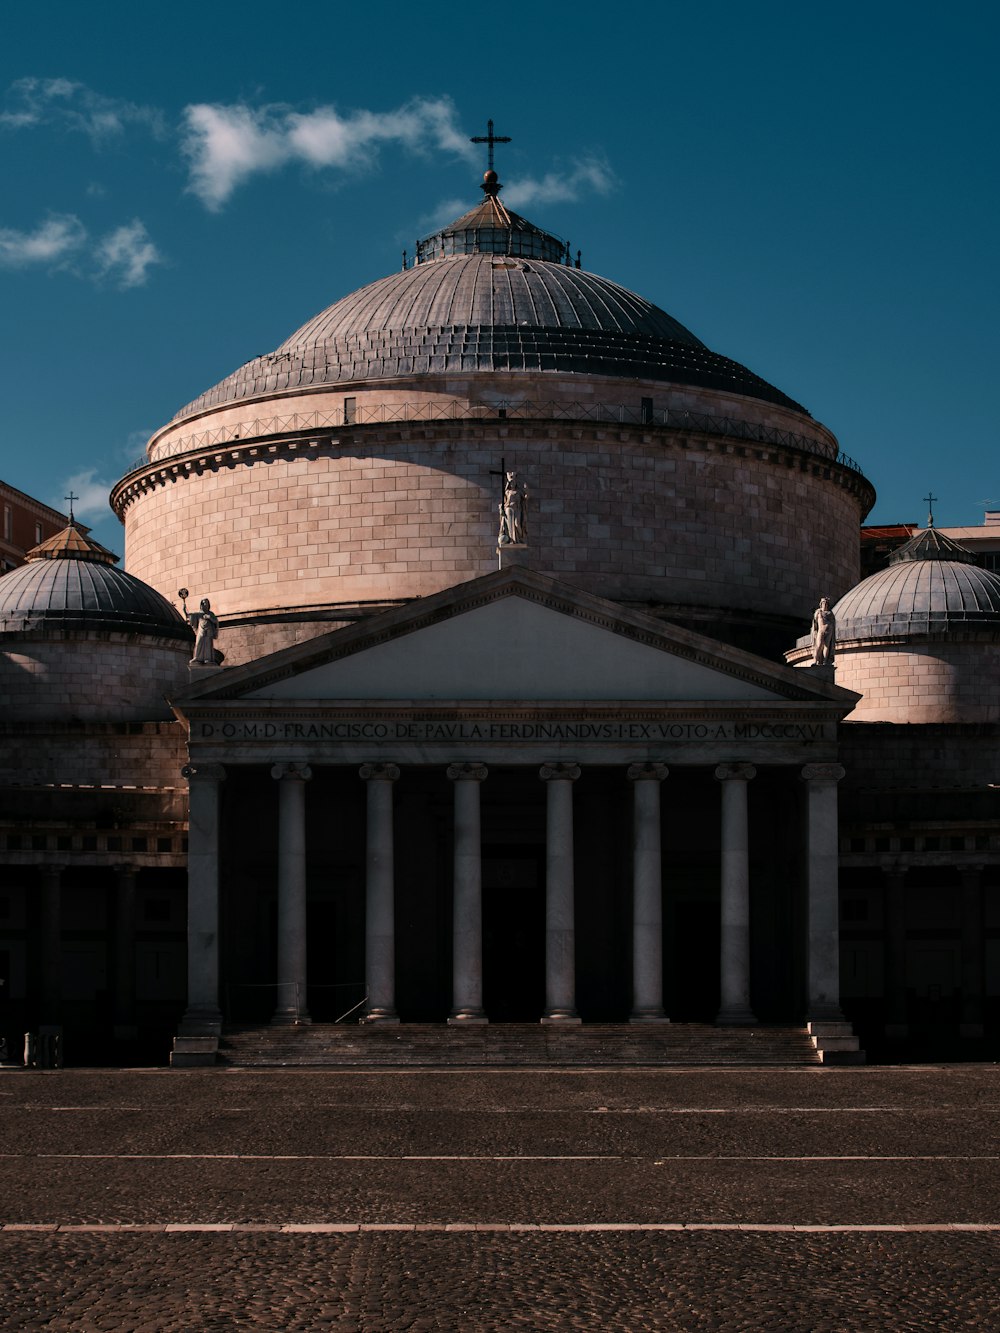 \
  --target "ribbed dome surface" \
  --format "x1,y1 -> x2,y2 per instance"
834,560 -> 1000,638
0,558 -> 193,641
173,253 -> 807,419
